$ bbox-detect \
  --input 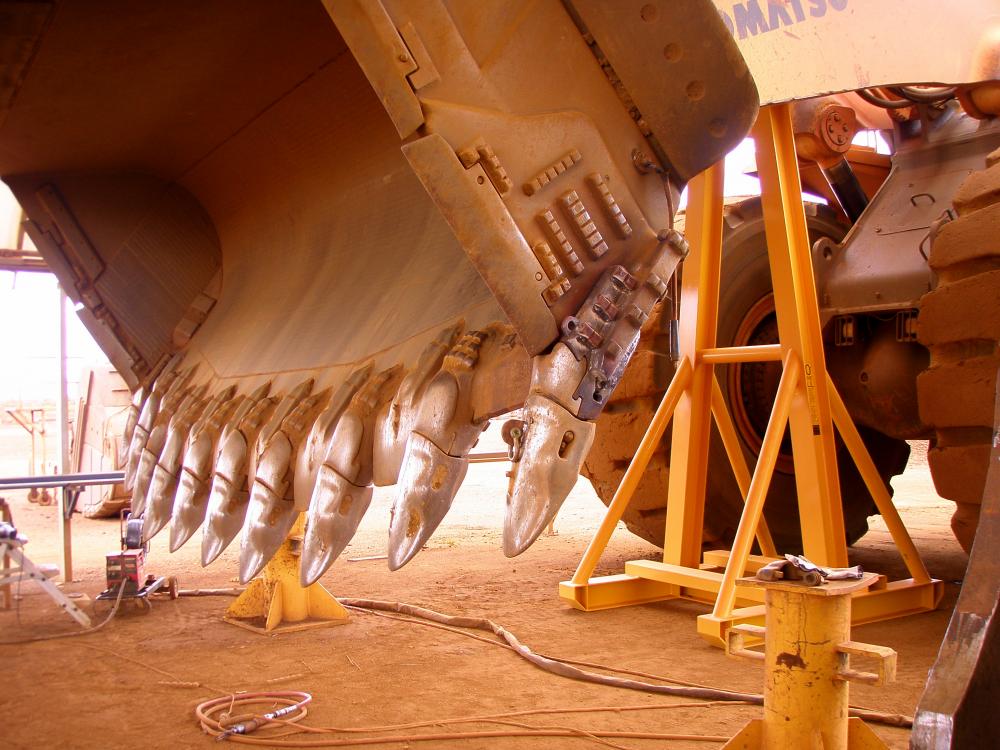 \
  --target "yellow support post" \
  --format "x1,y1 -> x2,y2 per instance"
225,514 -> 348,634
712,350 -> 800,621
662,160 -> 726,568
754,104 -> 846,568
725,574 -> 895,749
567,357 -> 693,587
